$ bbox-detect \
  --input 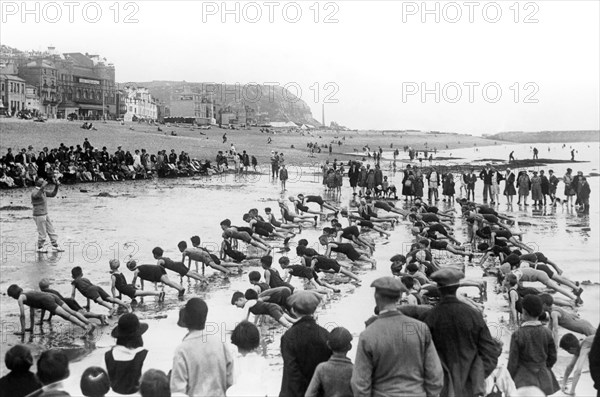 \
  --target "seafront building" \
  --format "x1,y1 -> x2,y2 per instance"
122,86 -> 158,122
0,74 -> 26,115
